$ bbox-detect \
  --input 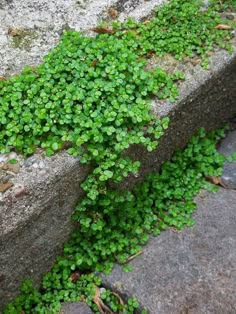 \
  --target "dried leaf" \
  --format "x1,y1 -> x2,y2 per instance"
0,76 -> 6,81
90,59 -> 98,67
70,270 -> 81,283
145,51 -> 155,59
143,20 -> 151,25
90,27 -> 115,34
0,274 -> 5,282
206,176 -> 236,190
0,182 -> 13,193
111,291 -> 125,306
215,24 -> 232,30
126,251 -> 142,263
206,176 -> 221,185
93,286 -> 114,314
